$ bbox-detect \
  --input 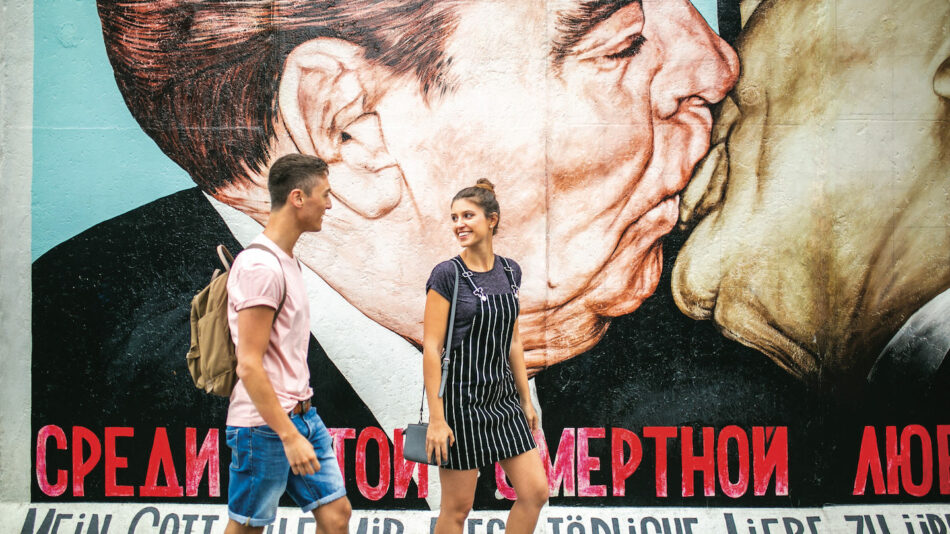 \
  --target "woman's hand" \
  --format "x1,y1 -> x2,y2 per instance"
426,419 -> 455,465
522,400 -> 540,431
